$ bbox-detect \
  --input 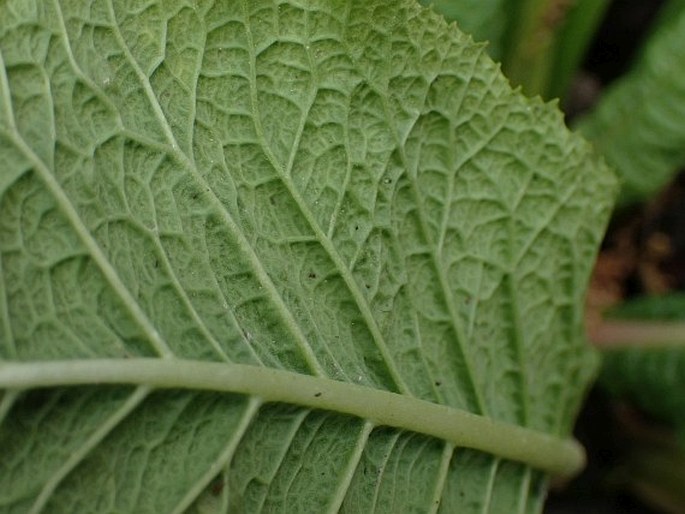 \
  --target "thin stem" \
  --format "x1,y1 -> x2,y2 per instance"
503,0 -> 584,97
589,321 -> 685,349
548,0 -> 611,100
0,358 -> 584,478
